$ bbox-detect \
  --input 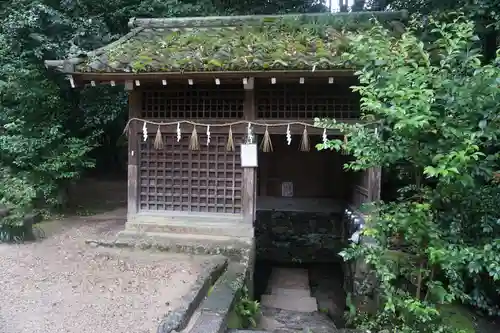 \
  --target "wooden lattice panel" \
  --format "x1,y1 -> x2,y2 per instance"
141,85 -> 244,119
139,134 -> 243,213
256,83 -> 360,119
